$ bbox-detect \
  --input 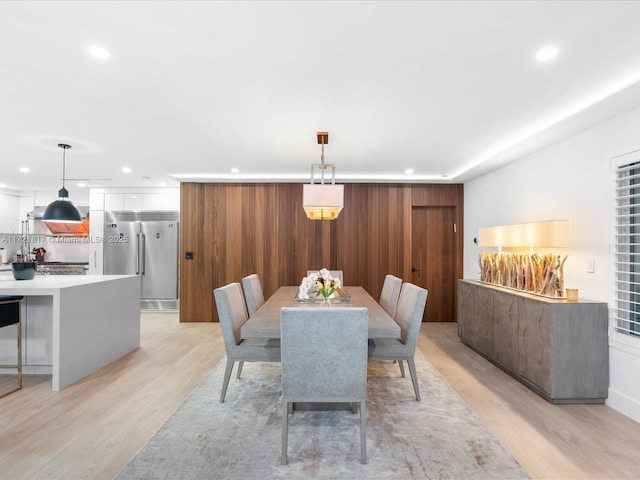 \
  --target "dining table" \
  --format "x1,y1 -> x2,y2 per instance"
241,286 -> 401,340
